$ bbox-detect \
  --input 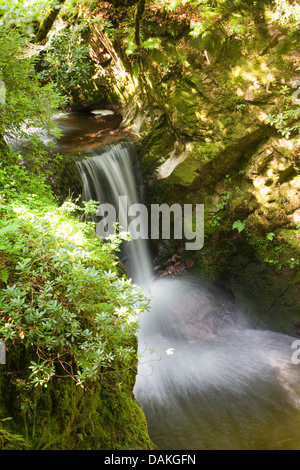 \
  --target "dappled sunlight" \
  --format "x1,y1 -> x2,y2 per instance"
258,110 -> 269,122
253,178 -> 272,202
267,0 -> 300,25
229,62 -> 277,92
292,210 -> 300,225
1,0 -> 300,451
278,137 -> 299,151
11,201 -> 94,253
